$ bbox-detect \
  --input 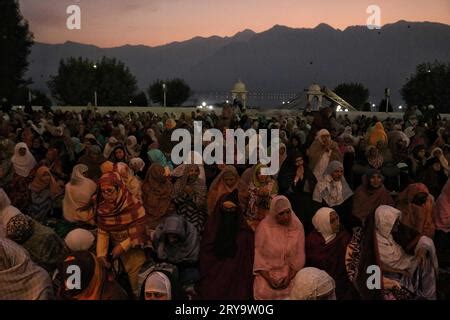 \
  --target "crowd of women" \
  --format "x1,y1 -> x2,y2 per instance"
0,104 -> 449,300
